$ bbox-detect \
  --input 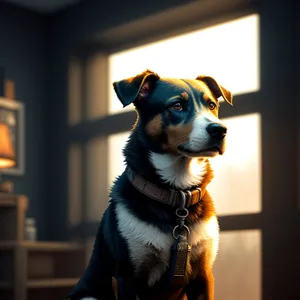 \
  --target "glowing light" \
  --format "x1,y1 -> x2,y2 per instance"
108,14 -> 259,114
